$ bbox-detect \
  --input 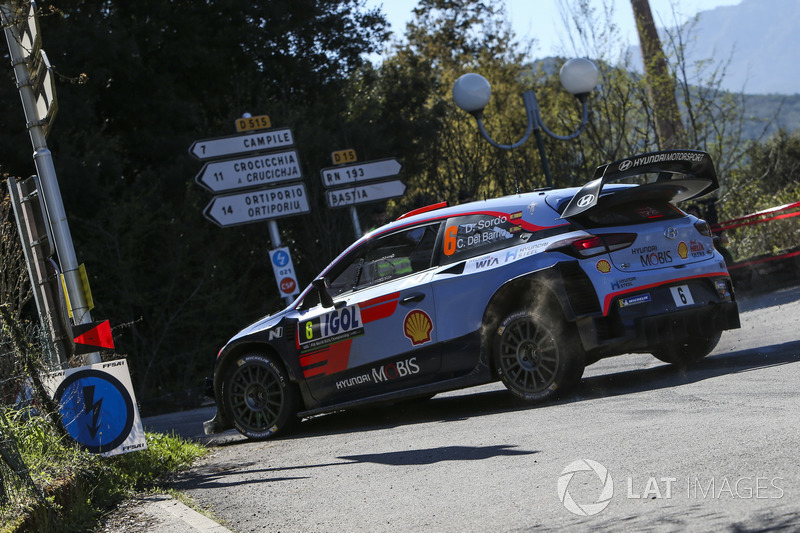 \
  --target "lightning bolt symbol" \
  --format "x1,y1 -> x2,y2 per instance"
82,385 -> 103,439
